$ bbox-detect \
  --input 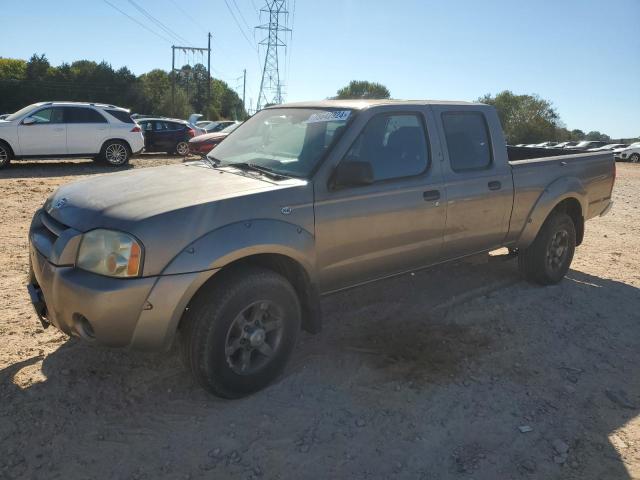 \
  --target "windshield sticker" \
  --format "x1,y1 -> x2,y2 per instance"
305,110 -> 351,123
